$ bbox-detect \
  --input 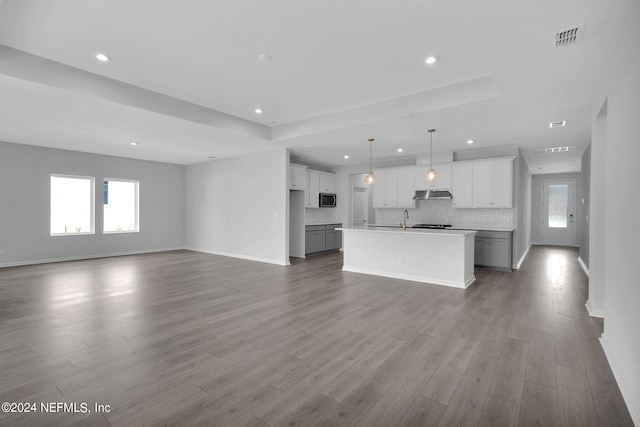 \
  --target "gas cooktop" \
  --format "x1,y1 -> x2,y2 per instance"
412,224 -> 452,229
